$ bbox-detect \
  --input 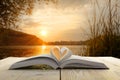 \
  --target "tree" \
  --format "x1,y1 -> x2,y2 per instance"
0,0 -> 58,29
0,0 -> 34,29
0,0 -> 59,45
